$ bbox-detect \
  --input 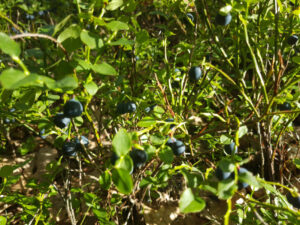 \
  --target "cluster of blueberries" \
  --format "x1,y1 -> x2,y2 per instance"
215,165 -> 250,190
215,142 -> 250,189
52,98 -> 89,157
